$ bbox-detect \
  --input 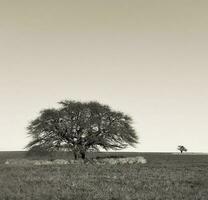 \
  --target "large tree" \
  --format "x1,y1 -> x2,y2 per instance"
26,100 -> 138,160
